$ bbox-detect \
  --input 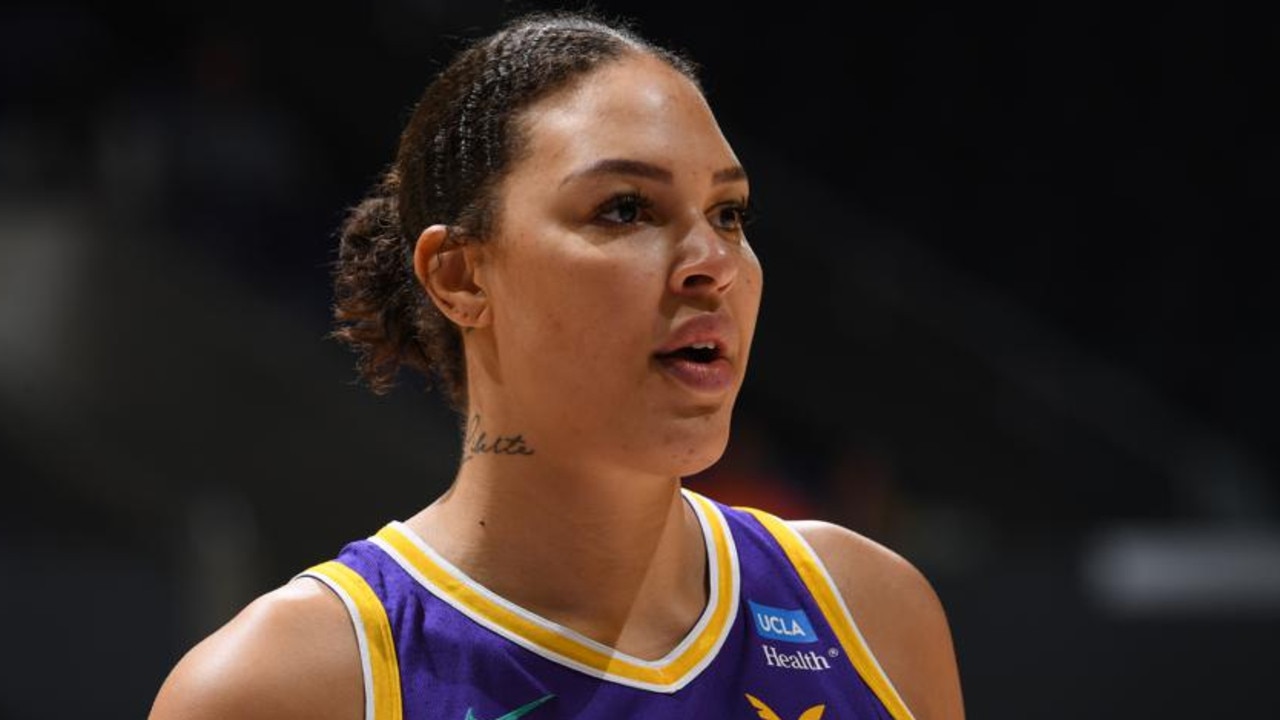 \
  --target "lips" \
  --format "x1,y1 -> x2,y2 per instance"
653,314 -> 738,393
